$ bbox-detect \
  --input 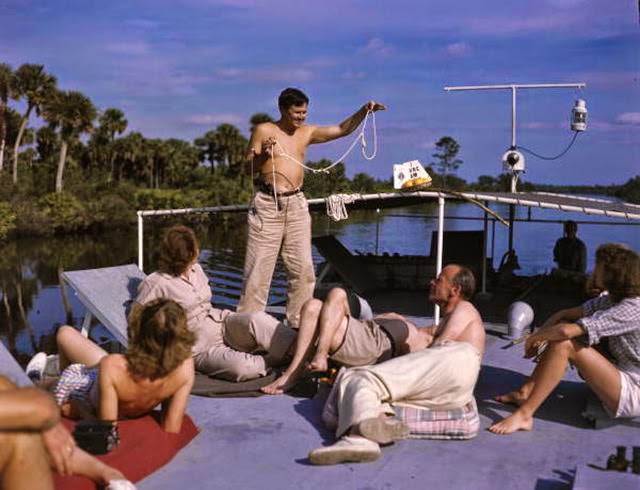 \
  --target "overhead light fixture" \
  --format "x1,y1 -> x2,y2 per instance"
571,98 -> 588,132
